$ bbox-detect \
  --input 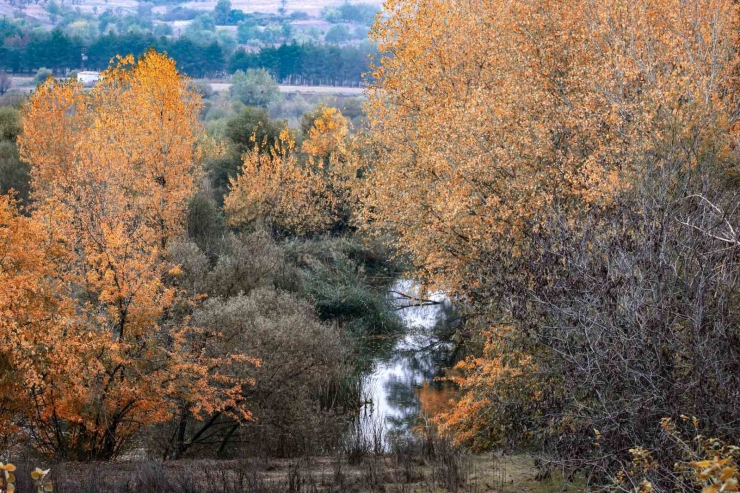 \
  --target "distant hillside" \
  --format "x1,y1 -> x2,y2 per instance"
0,0 -> 383,21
